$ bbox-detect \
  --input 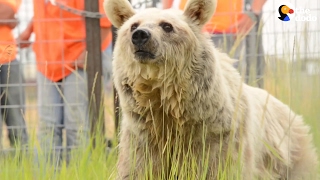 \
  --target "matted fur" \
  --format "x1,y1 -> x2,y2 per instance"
104,0 -> 319,179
